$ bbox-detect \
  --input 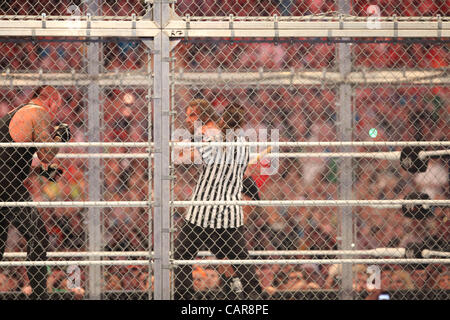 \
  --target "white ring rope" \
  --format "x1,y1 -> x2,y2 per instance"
198,249 -> 408,258
0,201 -> 149,207
48,152 -> 398,159
263,150 -> 450,160
420,149 -> 450,159
0,260 -> 151,267
37,149 -> 449,160
422,250 -> 450,258
174,259 -> 450,265
0,258 -> 448,267
170,200 -> 450,207
0,200 -> 448,207
3,251 -> 153,259
175,141 -> 450,148
4,249 -> 448,259
0,141 -> 449,148
53,153 -> 150,159
264,152 -> 401,160
0,142 -> 150,147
